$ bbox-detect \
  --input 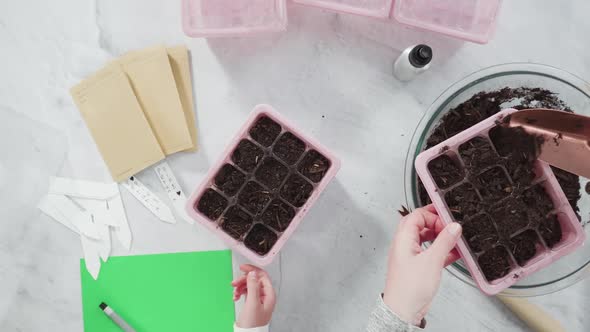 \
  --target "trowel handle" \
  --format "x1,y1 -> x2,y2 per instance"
497,296 -> 565,332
